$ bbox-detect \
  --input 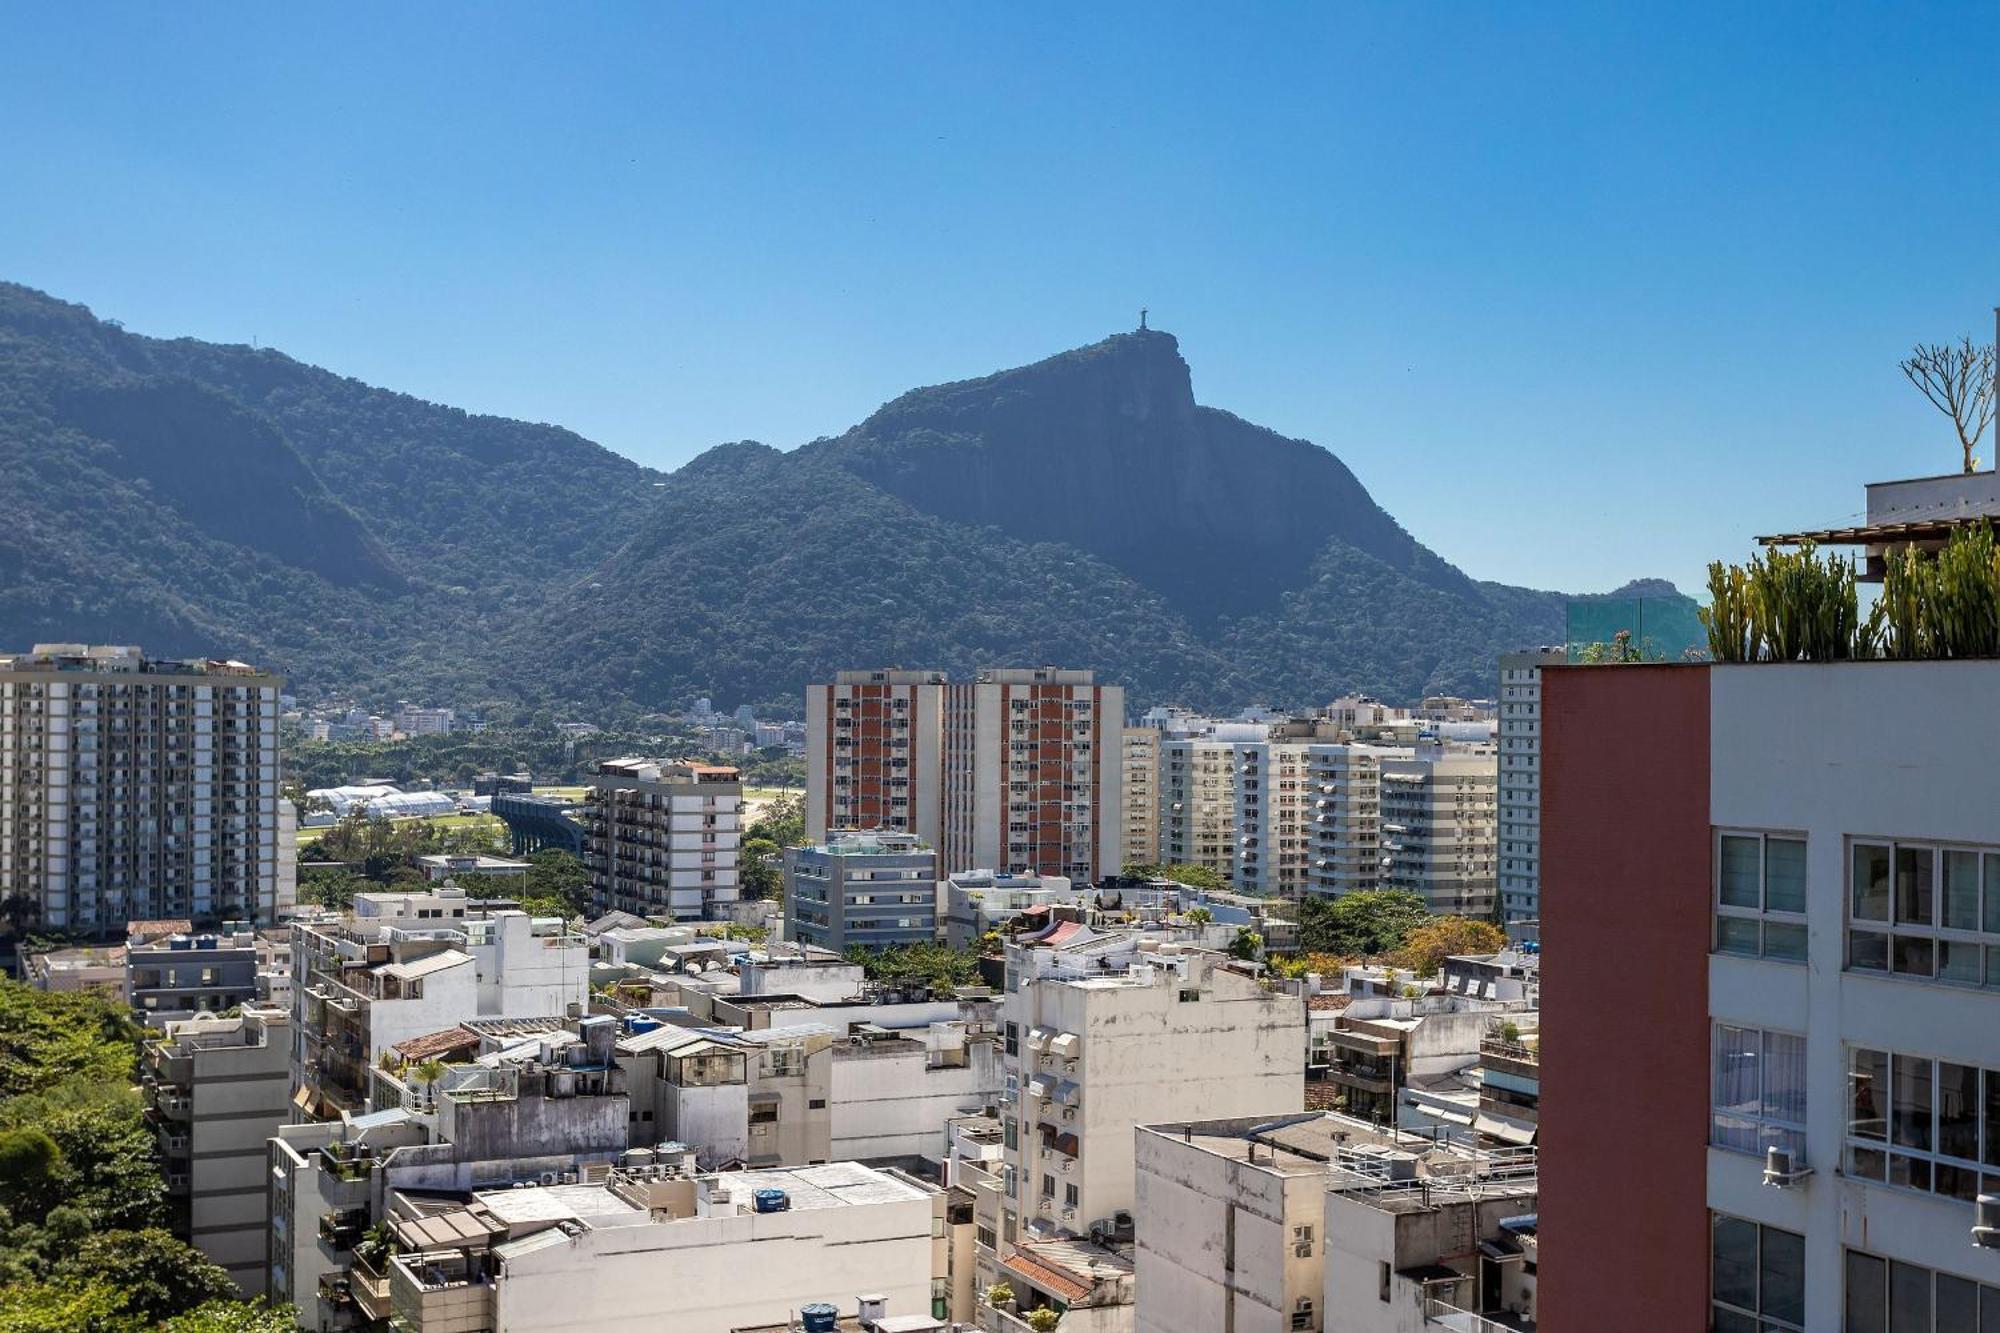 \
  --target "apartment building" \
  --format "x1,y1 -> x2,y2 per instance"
1120,724 -> 1161,869
584,758 -> 743,920
290,888 -> 589,1119
783,830 -> 940,951
1134,1112 -> 1539,1333
994,927 -> 1303,1272
805,668 -> 1124,883
1233,739 -> 1319,898
1305,744 -> 1408,898
1377,749 -> 1498,916
1540,647 -> 2000,1324
127,925 -> 261,1023
373,1161 -> 944,1333
942,868 -> 1079,948
1159,728 -> 1251,883
1497,649 -> 1564,927
0,643 -> 287,933
271,1017 -> 632,1331
143,1003 -> 292,1295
